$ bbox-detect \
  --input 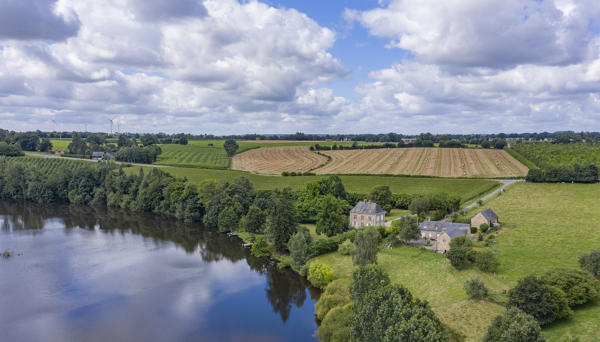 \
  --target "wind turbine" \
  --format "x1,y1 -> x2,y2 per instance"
109,118 -> 116,135
51,119 -> 62,140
